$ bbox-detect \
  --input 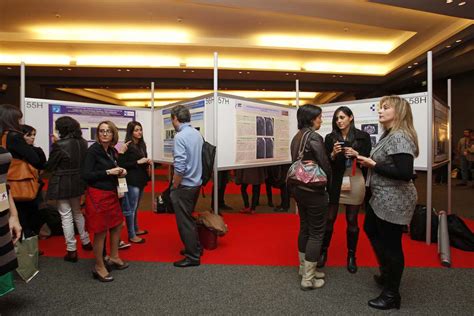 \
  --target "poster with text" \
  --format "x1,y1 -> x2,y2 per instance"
235,101 -> 290,163
161,100 -> 205,158
49,104 -> 136,150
